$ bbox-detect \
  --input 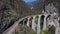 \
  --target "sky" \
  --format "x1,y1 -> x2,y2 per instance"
23,0 -> 37,3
